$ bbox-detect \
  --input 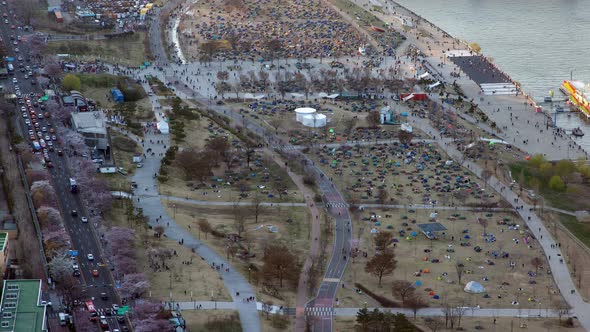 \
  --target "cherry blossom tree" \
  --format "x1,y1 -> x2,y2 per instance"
36,206 -> 62,229
120,273 -> 150,299
31,180 -> 58,208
